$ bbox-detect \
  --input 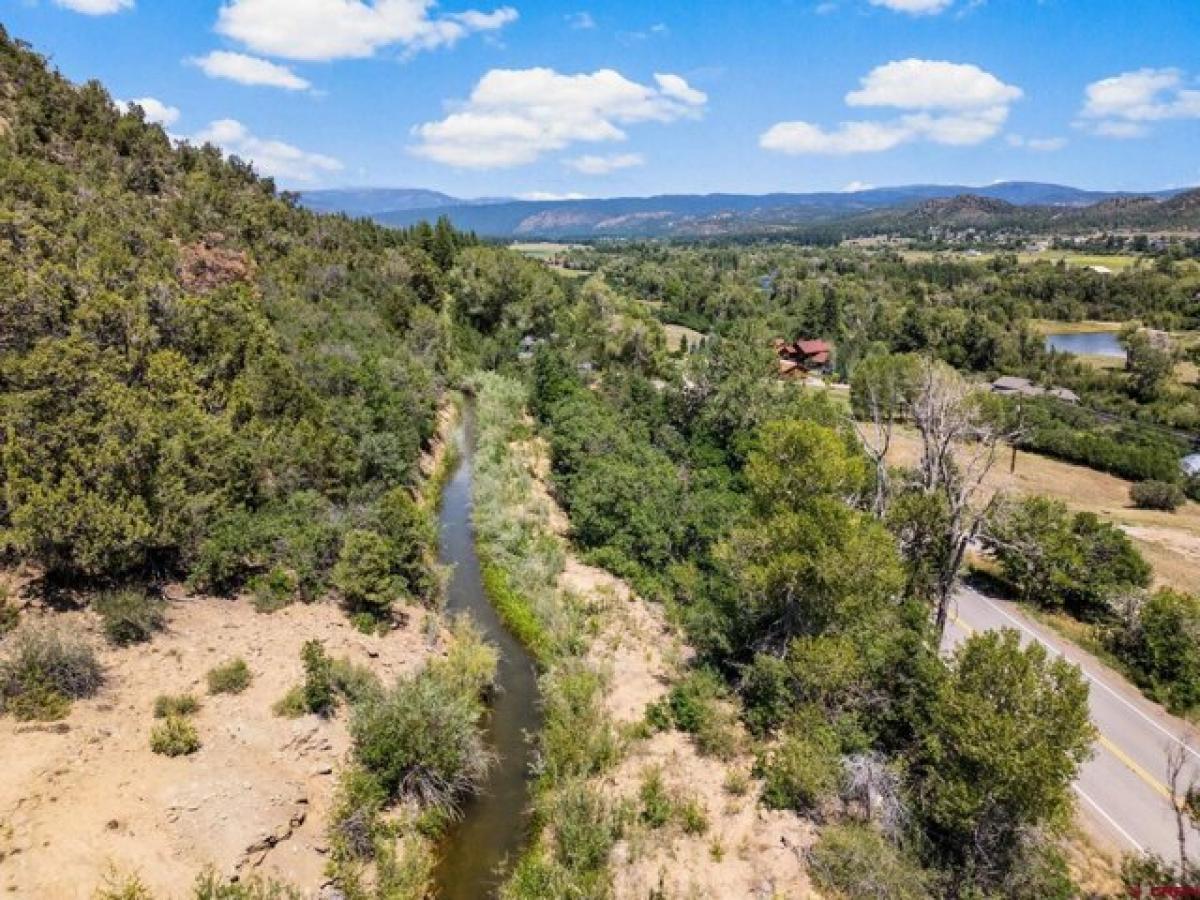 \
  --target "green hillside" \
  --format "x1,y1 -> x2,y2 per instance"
0,27 -> 468,593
